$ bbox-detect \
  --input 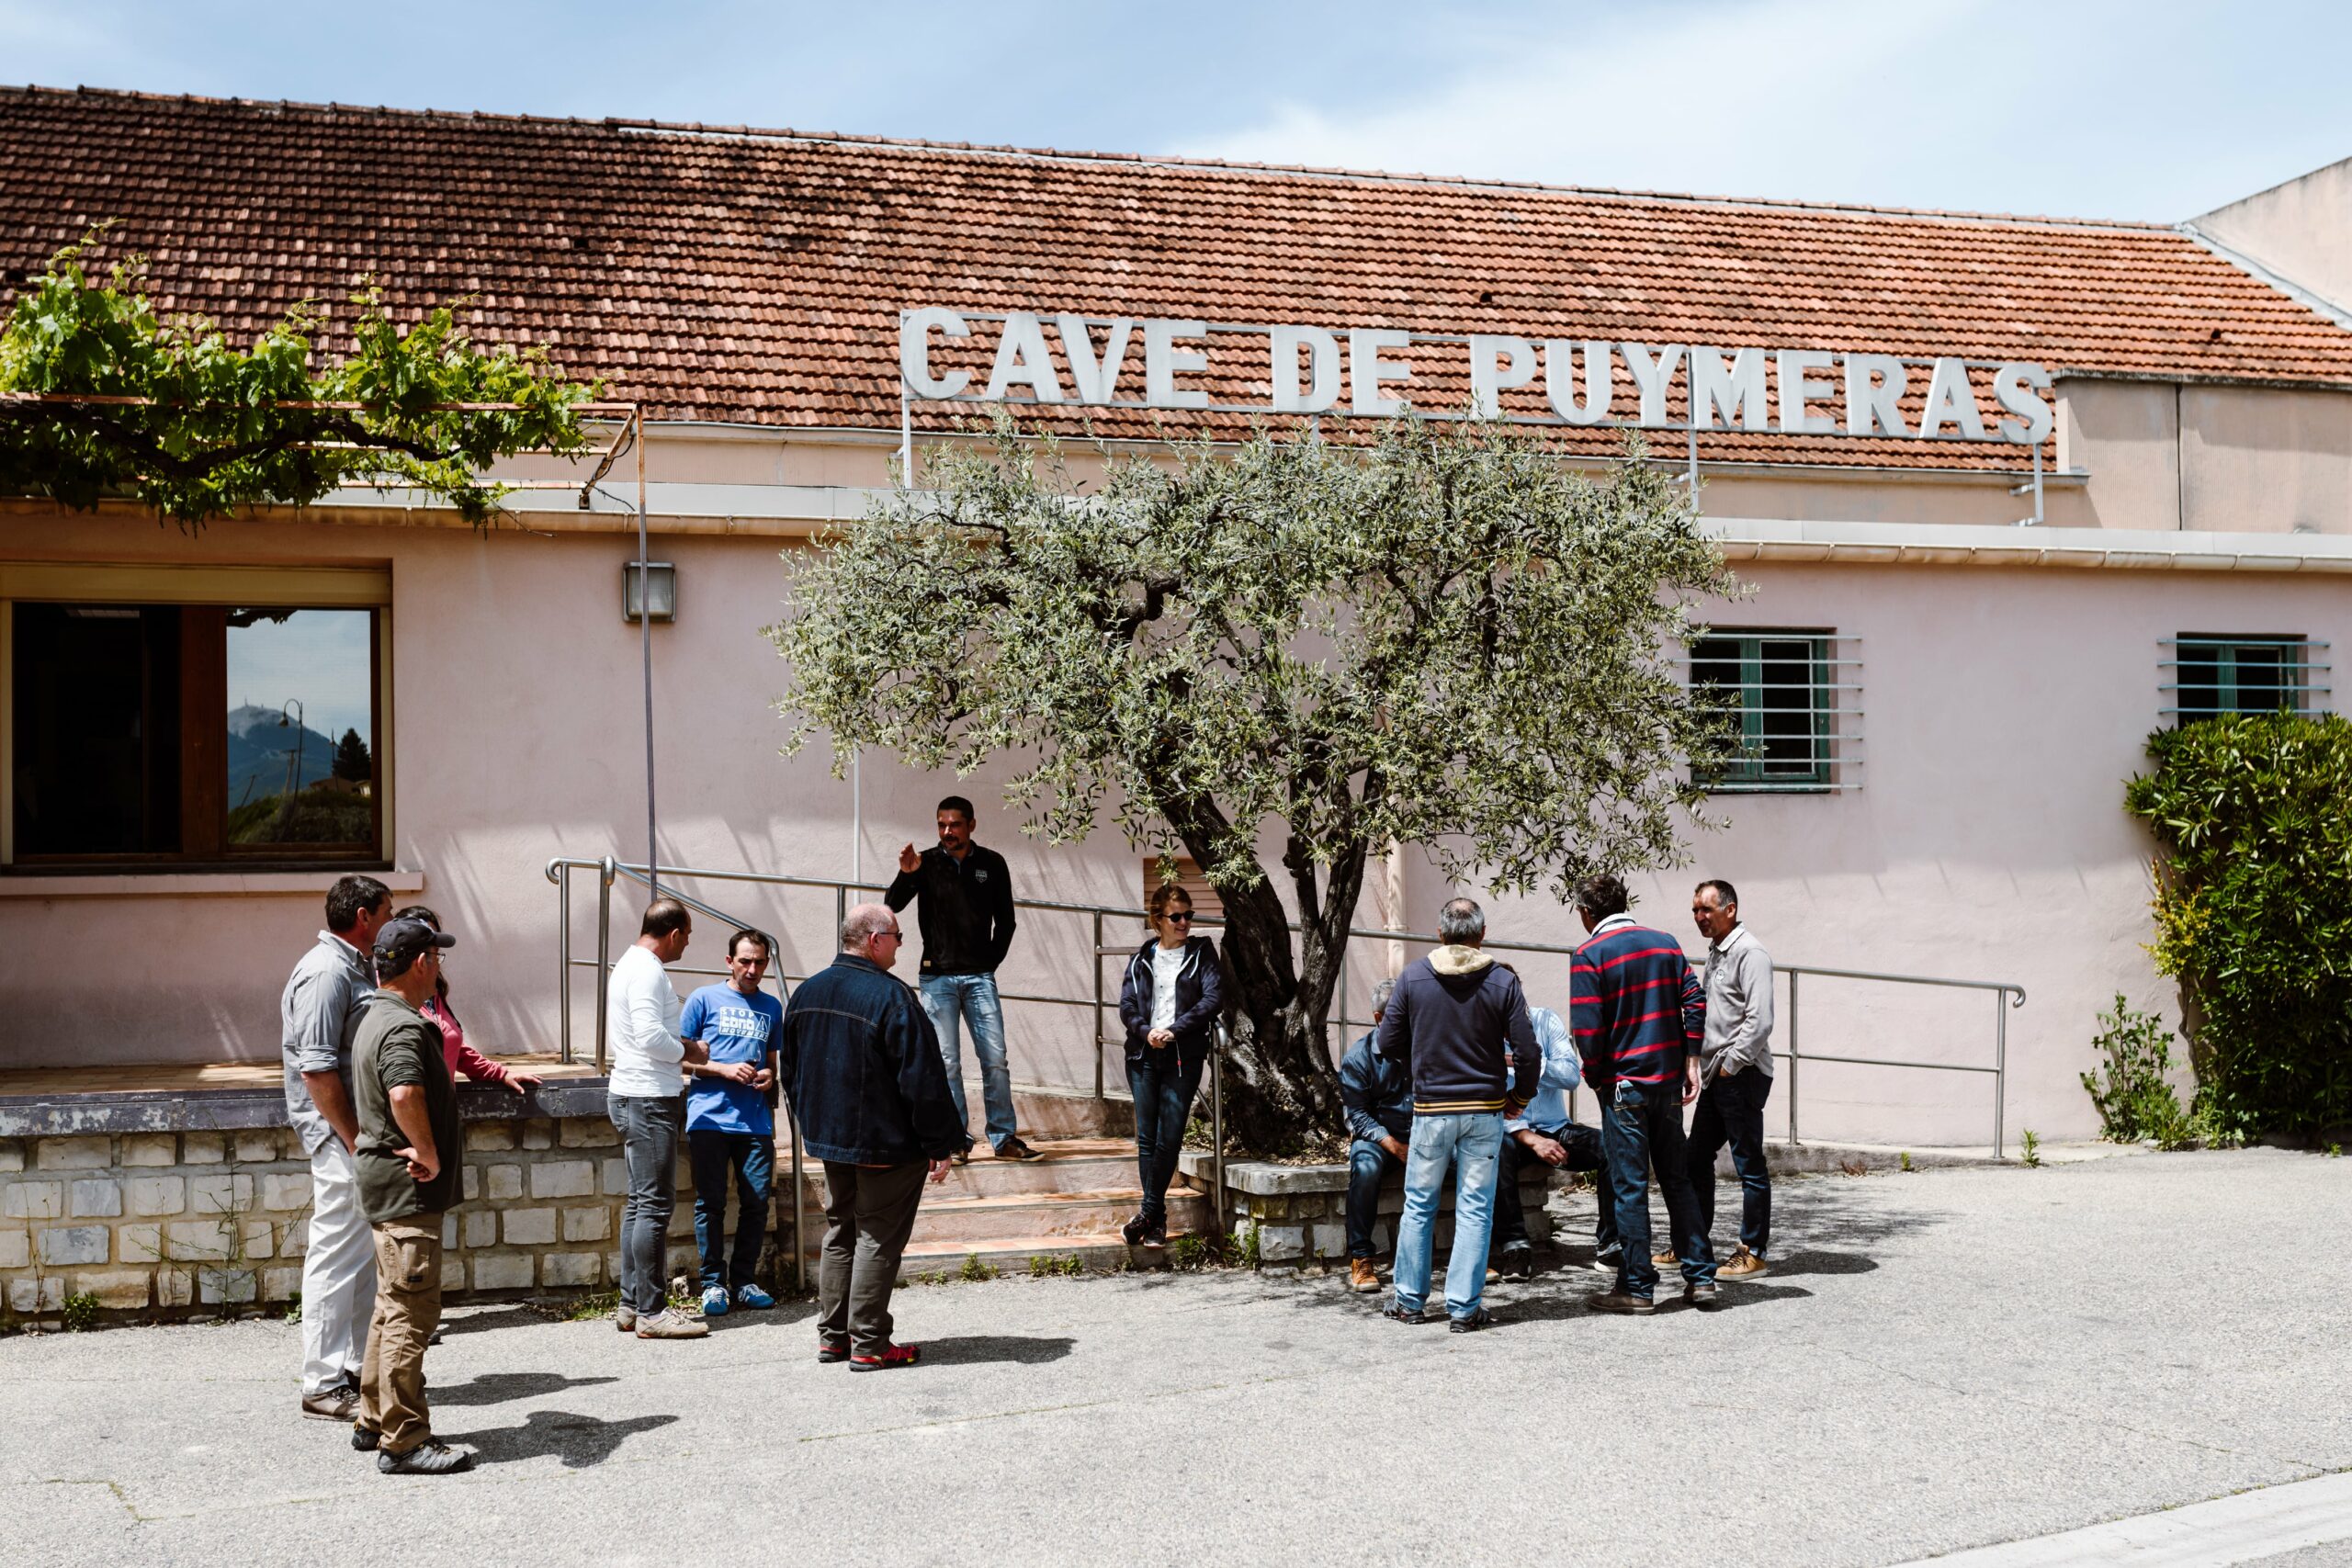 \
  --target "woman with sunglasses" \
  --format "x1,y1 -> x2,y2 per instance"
390,905 -> 542,1096
1115,885 -> 1224,1248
